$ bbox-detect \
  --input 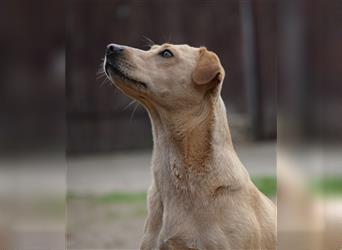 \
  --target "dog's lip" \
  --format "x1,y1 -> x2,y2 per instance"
105,62 -> 147,89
